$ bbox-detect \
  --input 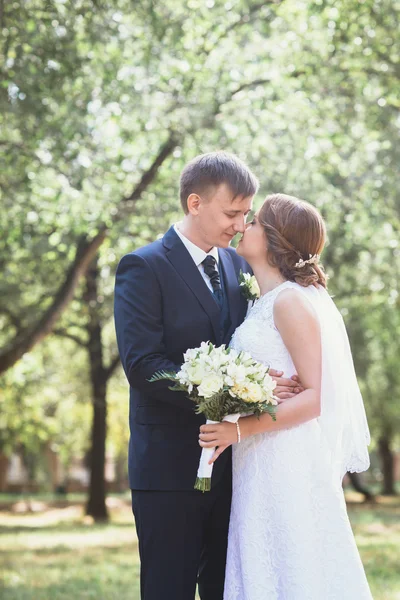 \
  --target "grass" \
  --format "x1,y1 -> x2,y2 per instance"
0,498 -> 140,600
0,493 -> 399,600
345,495 -> 400,600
